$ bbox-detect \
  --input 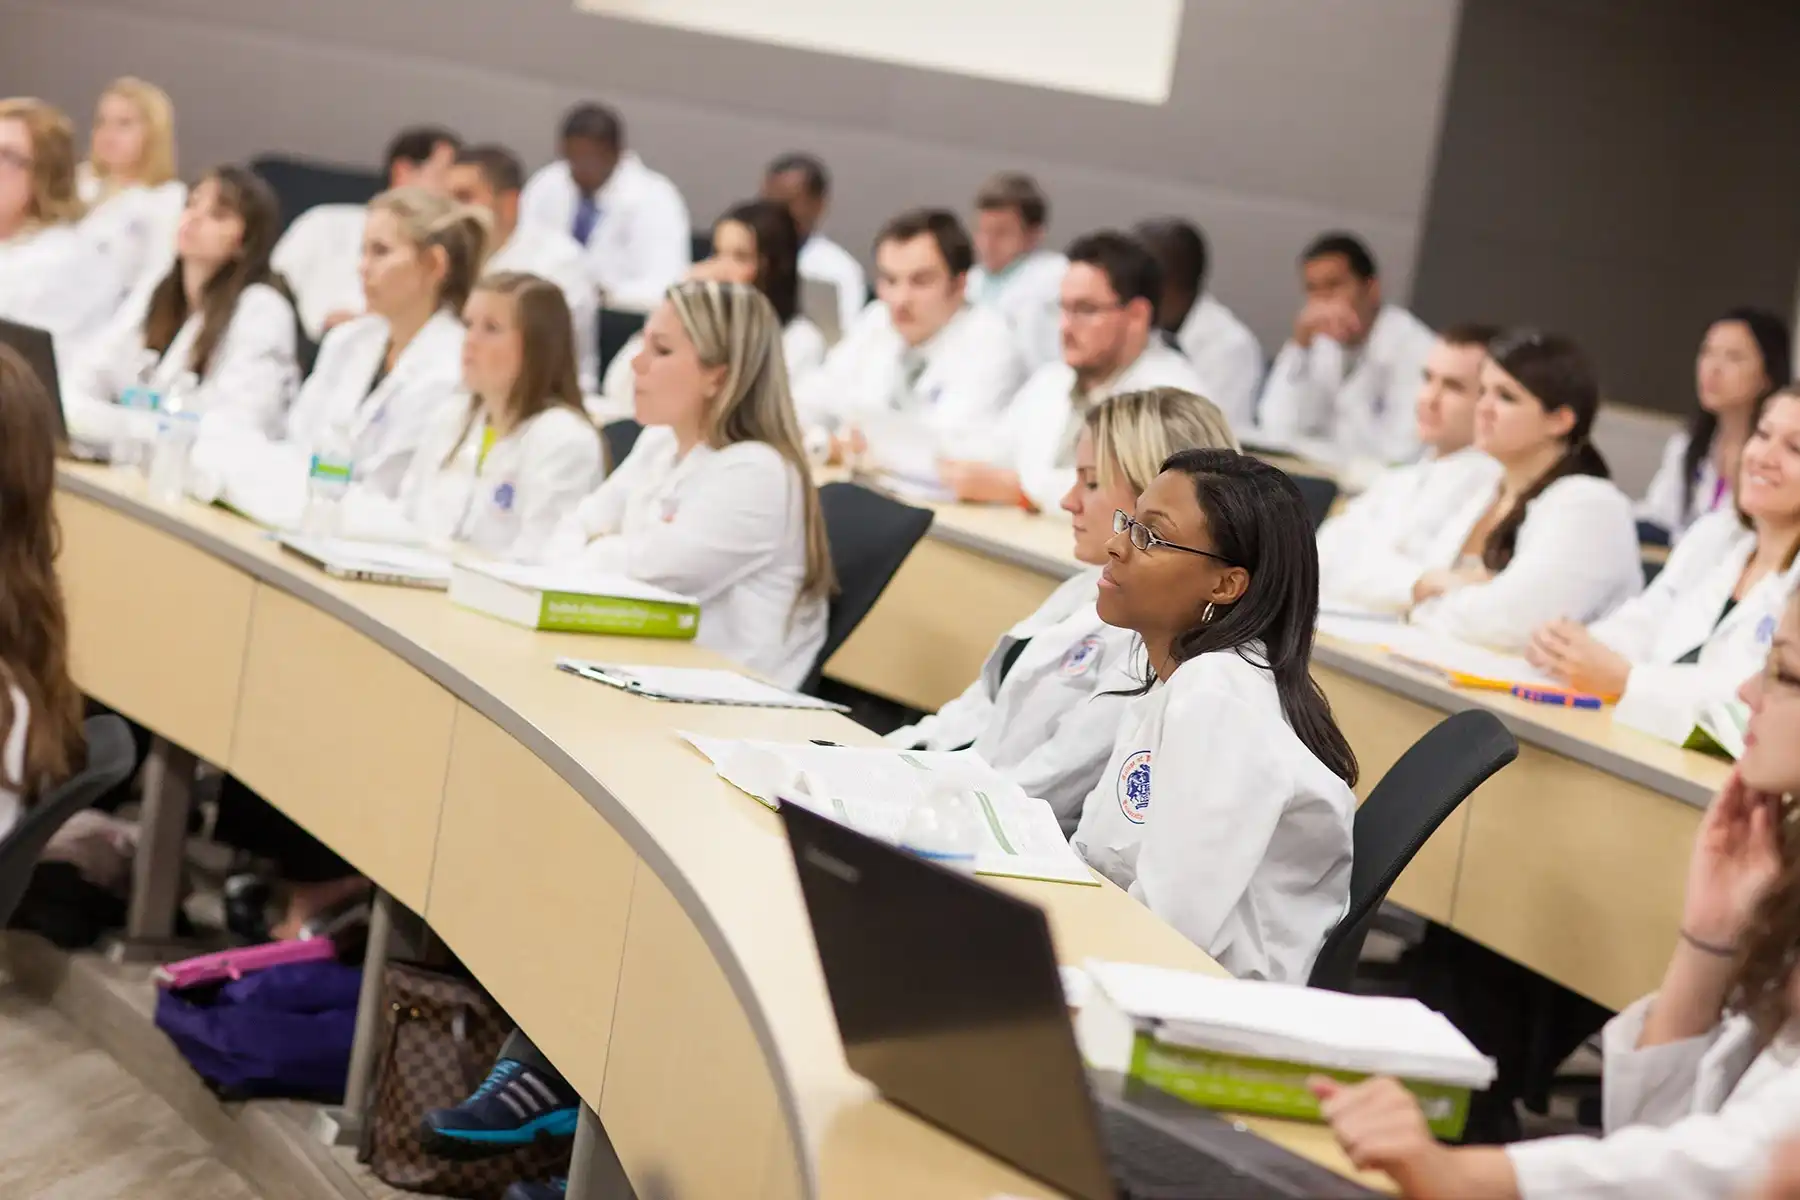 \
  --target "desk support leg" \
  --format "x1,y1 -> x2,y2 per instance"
314,889 -> 394,1147
567,1103 -> 634,1200
107,737 -> 197,963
